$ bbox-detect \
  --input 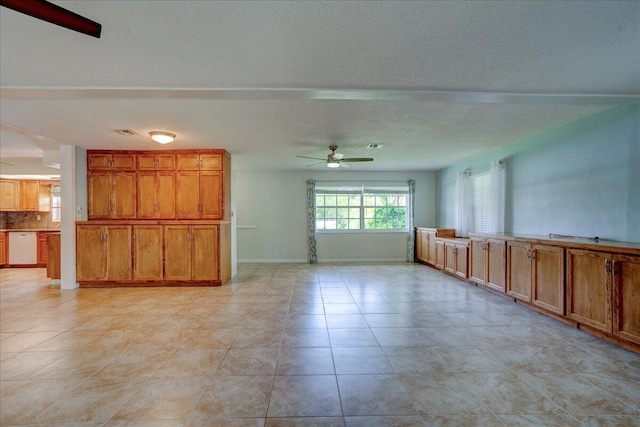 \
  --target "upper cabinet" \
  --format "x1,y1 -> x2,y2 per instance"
0,179 -> 52,212
87,153 -> 136,170
86,150 -> 230,221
